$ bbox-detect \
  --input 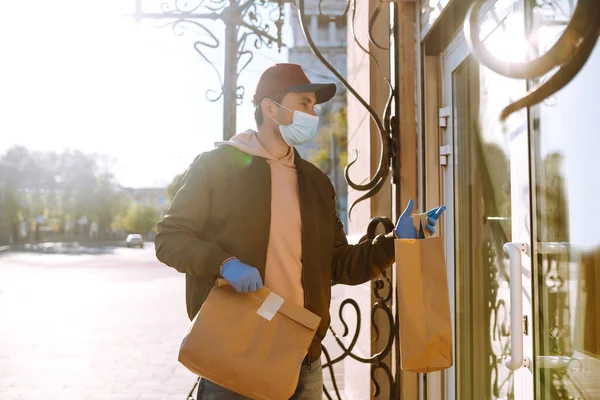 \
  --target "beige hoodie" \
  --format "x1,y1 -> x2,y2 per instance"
218,130 -> 304,307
